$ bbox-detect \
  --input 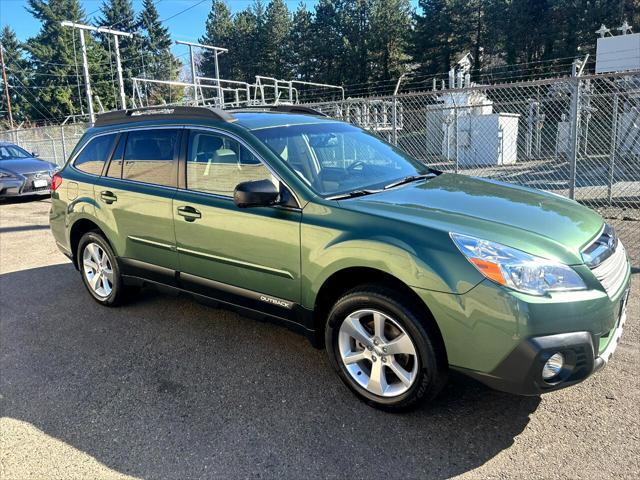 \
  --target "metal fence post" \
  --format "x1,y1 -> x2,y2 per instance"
608,94 -> 619,205
60,125 -> 67,162
454,104 -> 459,174
392,96 -> 398,146
51,137 -> 58,165
567,77 -> 581,199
